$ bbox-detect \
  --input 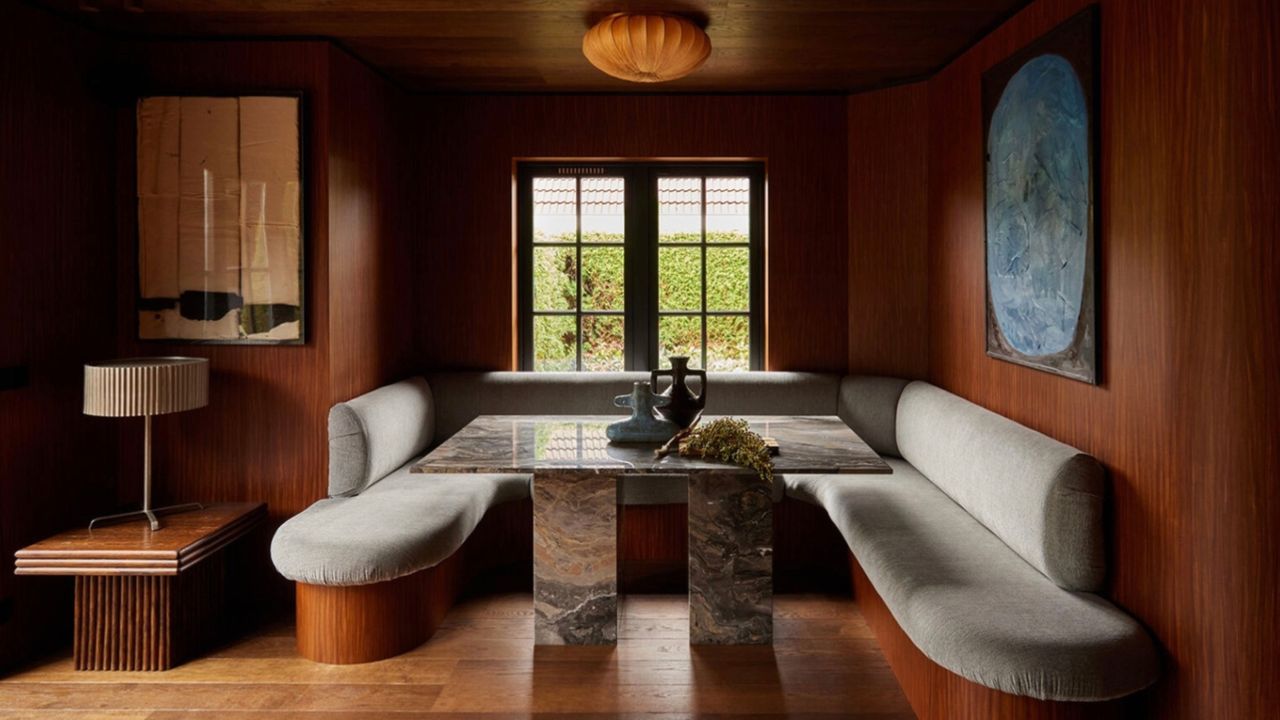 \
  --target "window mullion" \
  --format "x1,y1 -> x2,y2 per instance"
575,176 -> 583,372
700,176 -> 708,370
